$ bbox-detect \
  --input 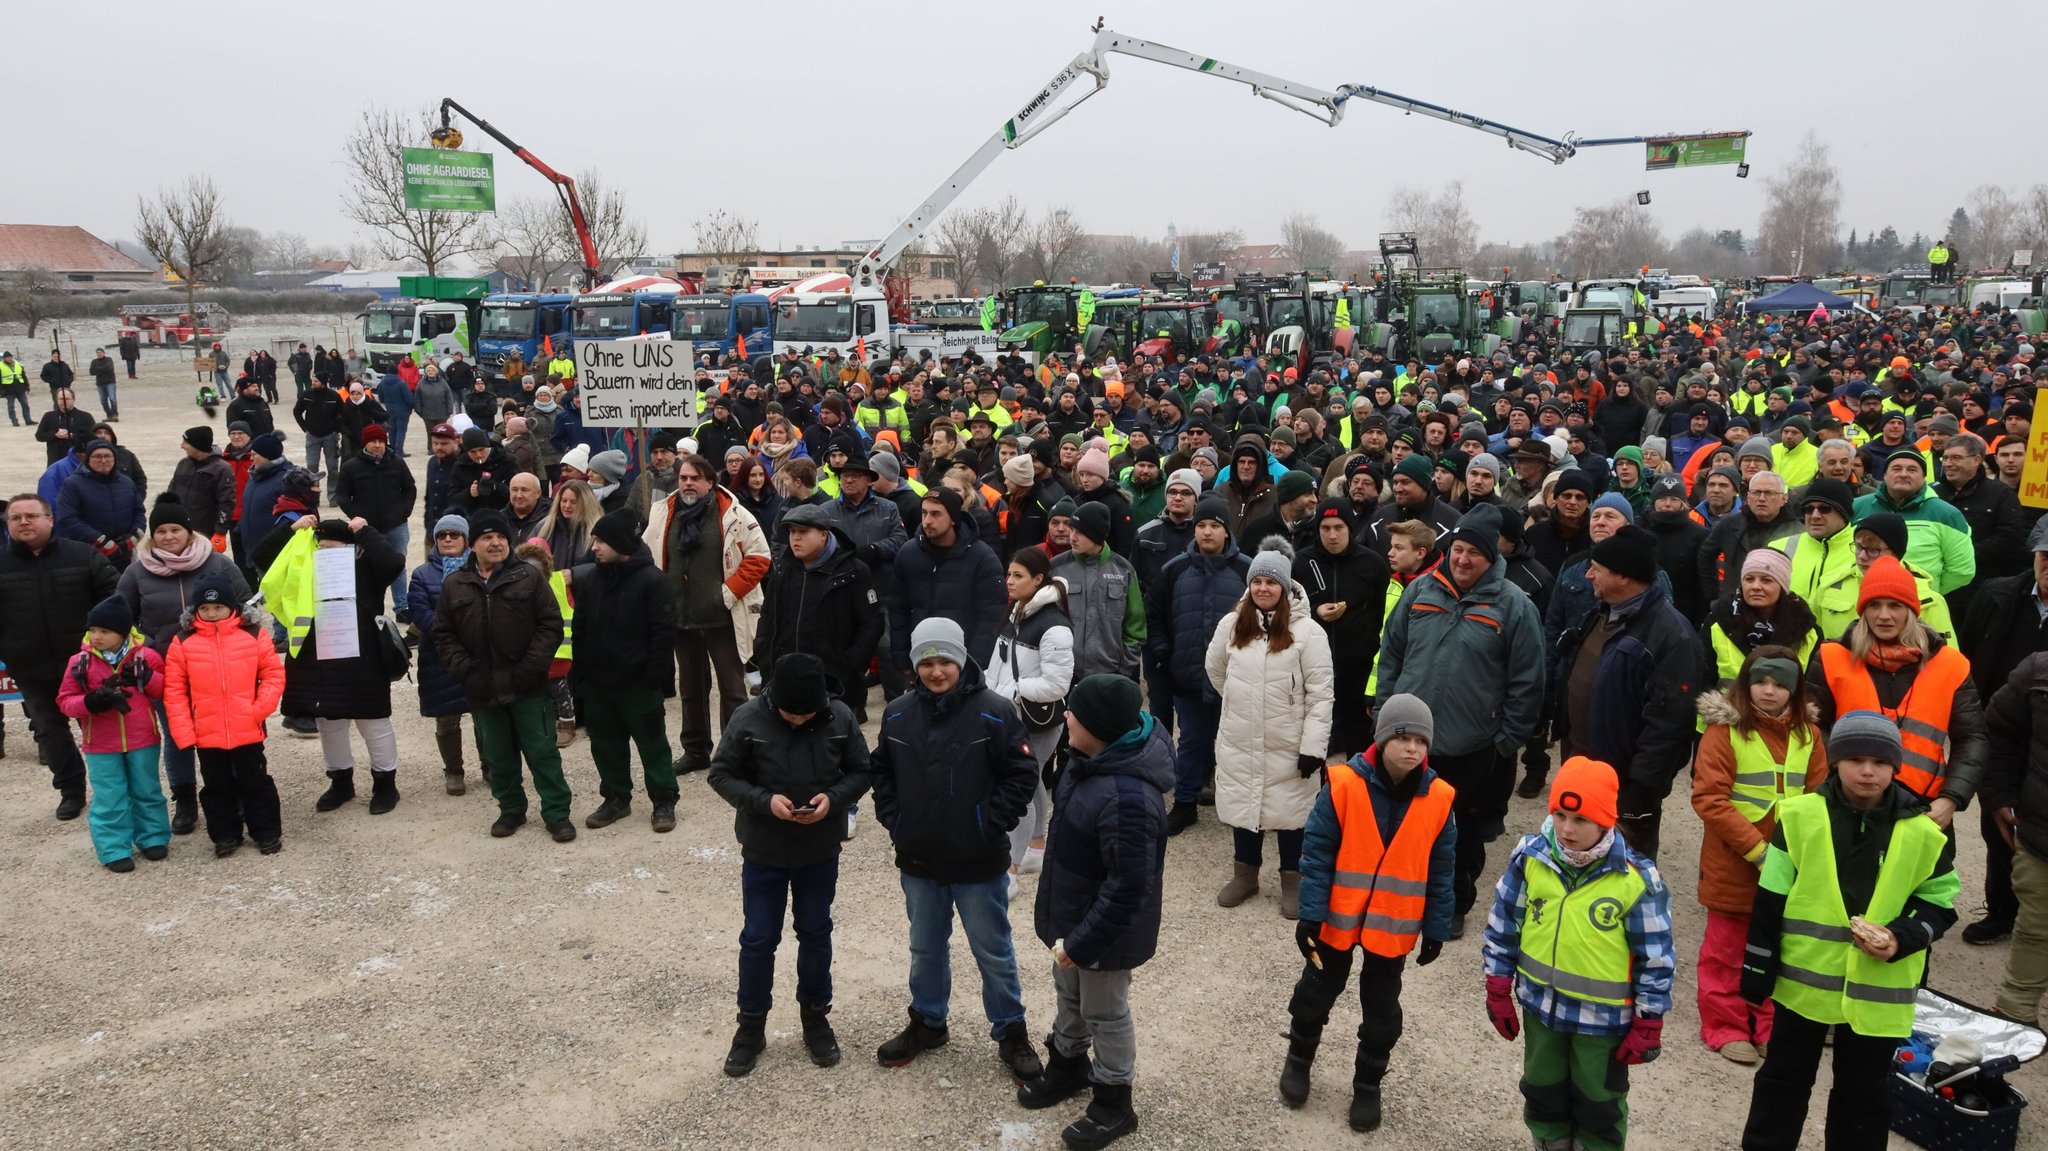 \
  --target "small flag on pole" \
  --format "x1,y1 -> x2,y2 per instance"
856,336 -> 867,363
736,331 -> 749,360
